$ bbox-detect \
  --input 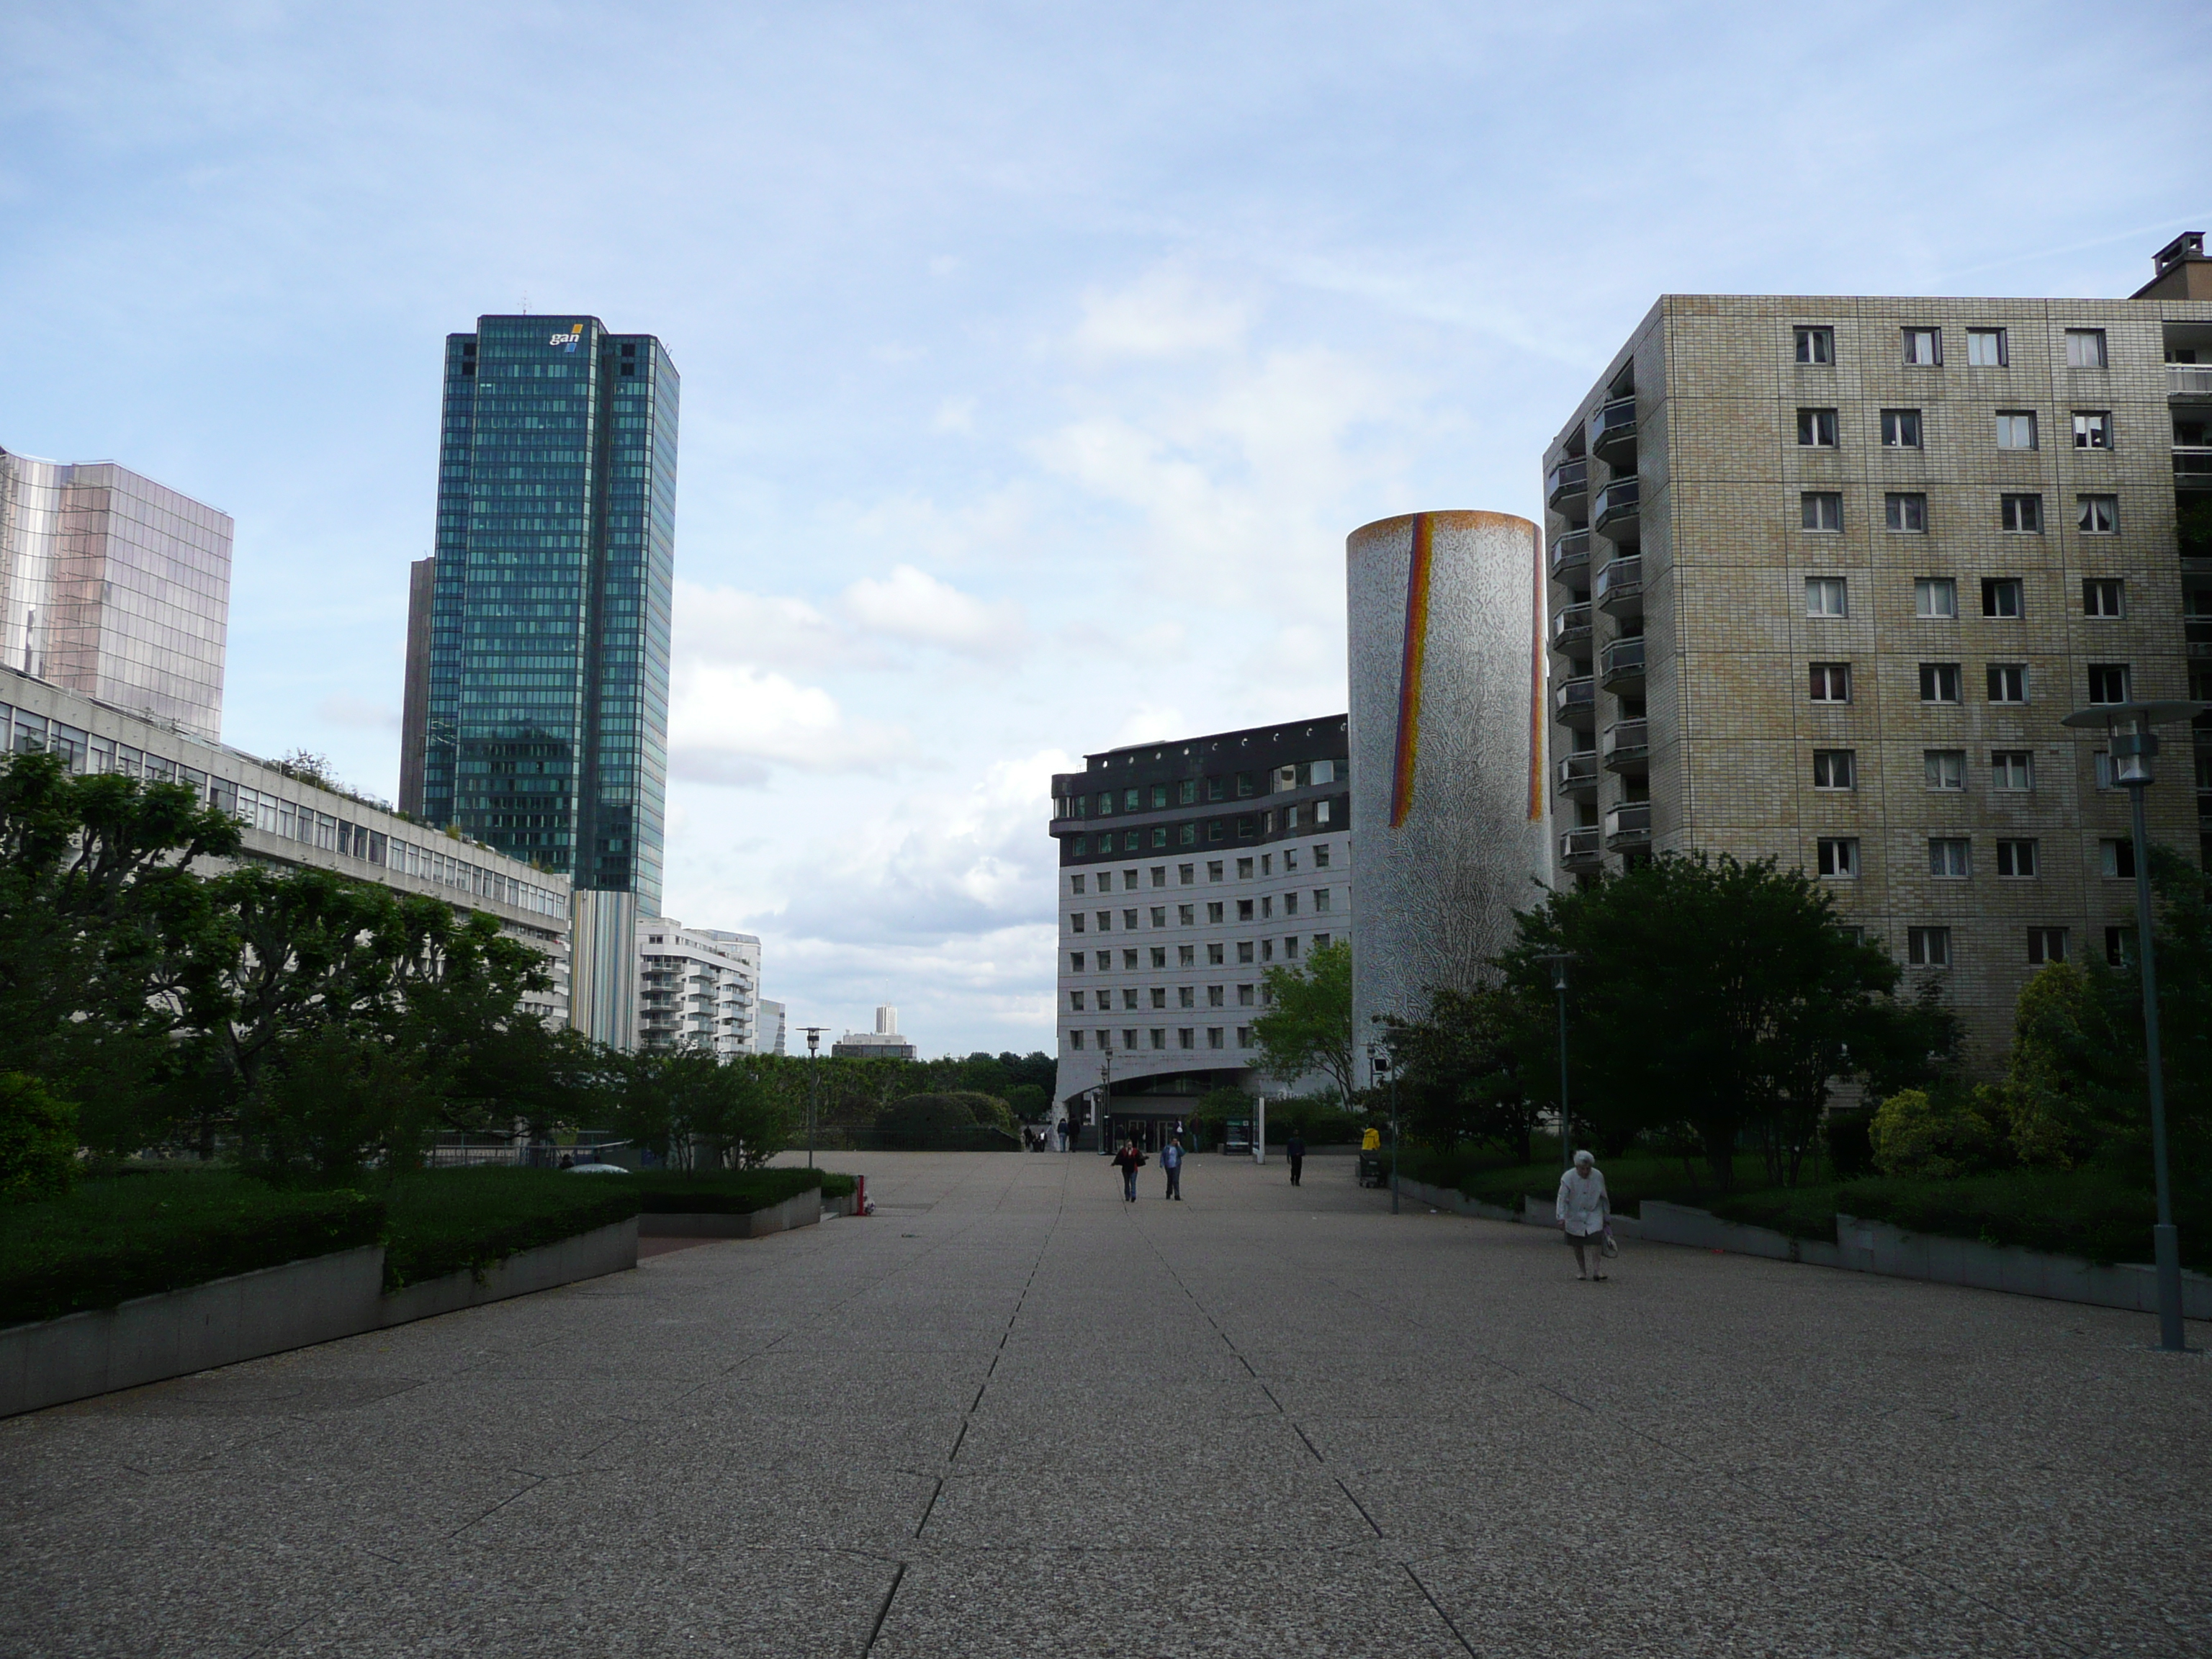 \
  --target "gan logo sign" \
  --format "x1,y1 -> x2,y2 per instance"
549,325 -> 583,353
